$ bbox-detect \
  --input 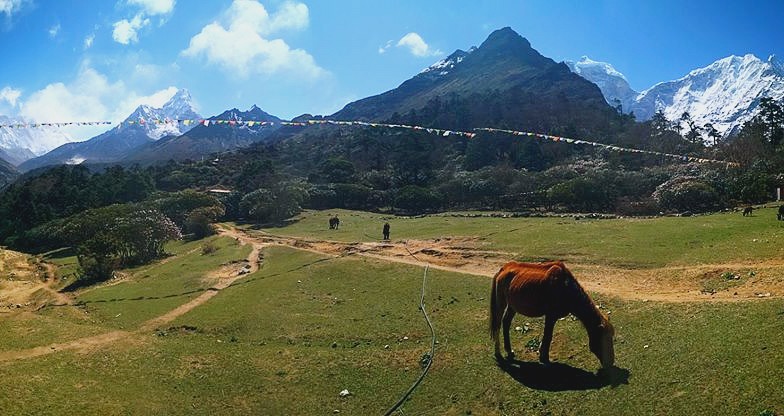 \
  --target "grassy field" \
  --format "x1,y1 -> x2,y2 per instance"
271,207 -> 784,268
1,210 -> 783,415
